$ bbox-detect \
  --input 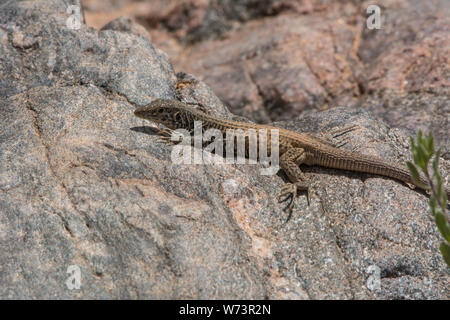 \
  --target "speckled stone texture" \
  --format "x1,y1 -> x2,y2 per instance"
0,0 -> 449,299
